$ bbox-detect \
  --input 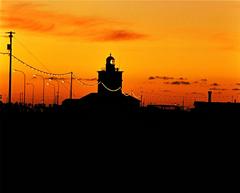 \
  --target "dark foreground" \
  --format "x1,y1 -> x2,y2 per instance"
1,110 -> 239,192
